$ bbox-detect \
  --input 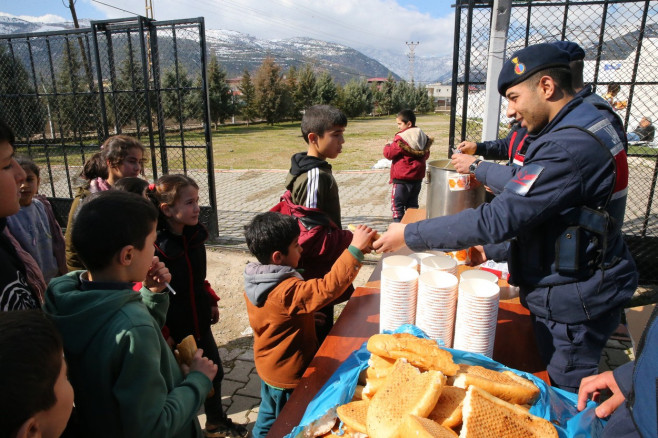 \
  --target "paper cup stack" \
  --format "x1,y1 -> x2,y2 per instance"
415,270 -> 459,347
420,255 -> 458,276
382,254 -> 419,272
453,278 -> 500,357
379,267 -> 418,333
